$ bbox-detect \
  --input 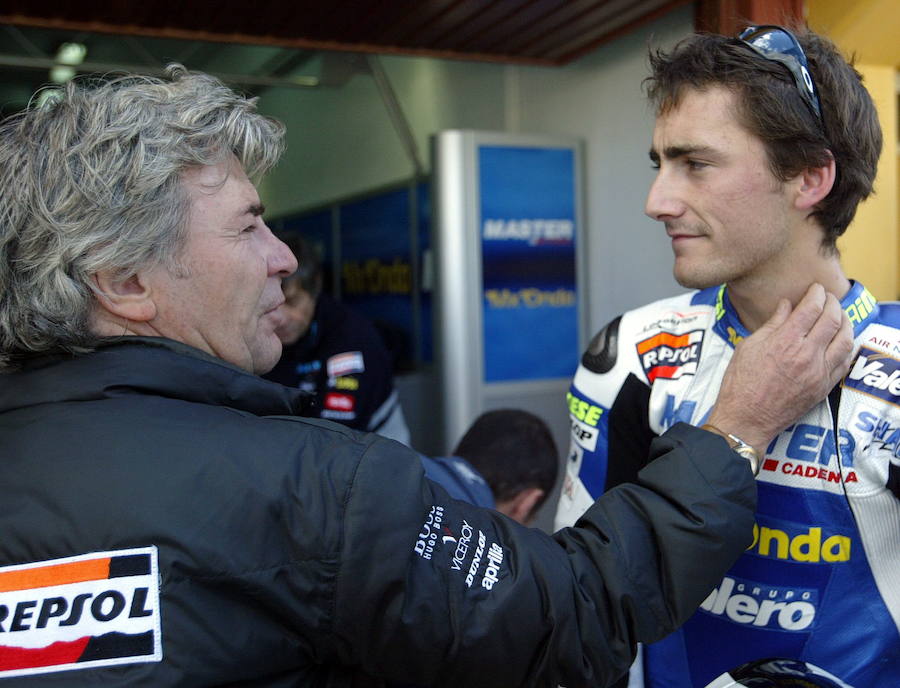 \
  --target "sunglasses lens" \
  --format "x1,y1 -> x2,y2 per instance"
738,25 -> 823,127
739,26 -> 805,64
